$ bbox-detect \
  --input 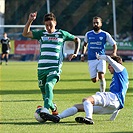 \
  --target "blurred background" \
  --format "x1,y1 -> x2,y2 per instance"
0,0 -> 132,61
